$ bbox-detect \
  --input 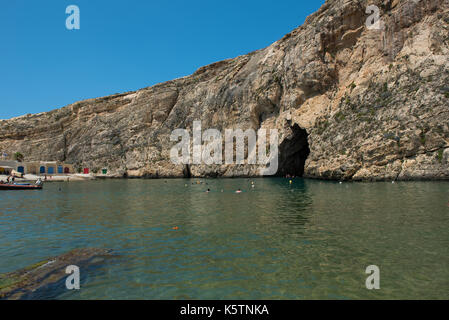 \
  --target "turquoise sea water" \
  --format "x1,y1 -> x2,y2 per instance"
0,178 -> 448,299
